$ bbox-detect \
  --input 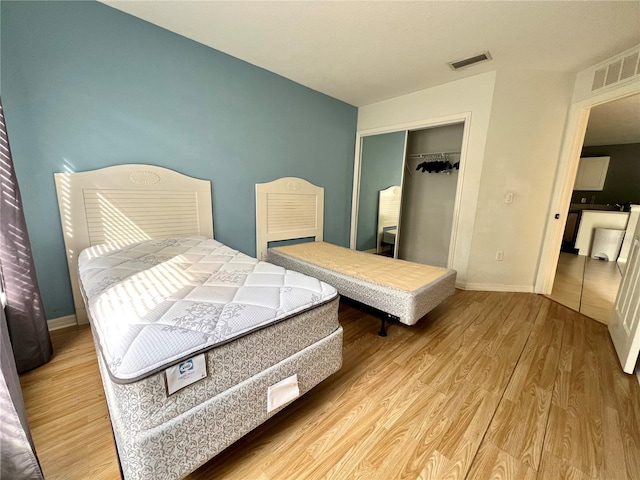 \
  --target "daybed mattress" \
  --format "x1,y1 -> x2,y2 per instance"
78,236 -> 342,479
267,241 -> 456,326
